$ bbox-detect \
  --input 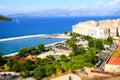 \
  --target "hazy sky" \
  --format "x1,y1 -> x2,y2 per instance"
0,0 -> 120,16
